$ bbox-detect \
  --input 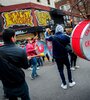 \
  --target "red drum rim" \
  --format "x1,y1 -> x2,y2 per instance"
71,20 -> 90,60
